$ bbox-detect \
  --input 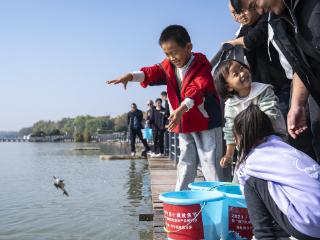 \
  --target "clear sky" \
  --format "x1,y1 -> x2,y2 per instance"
0,0 -> 239,131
